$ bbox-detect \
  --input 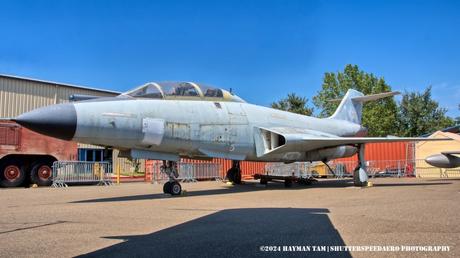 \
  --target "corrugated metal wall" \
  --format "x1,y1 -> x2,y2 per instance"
0,75 -> 128,163
0,75 -> 117,117
334,142 -> 411,163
